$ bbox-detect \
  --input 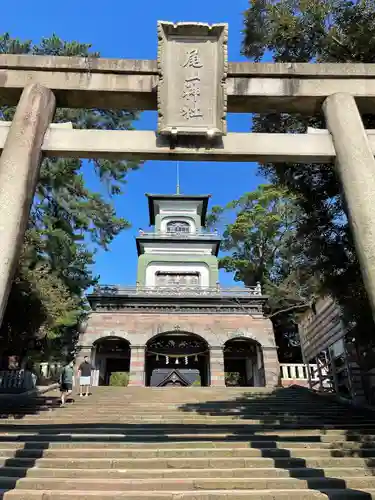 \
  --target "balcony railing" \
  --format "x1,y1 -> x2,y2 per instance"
137,230 -> 220,240
0,370 -> 37,394
280,363 -> 319,382
93,283 -> 263,298
279,363 -> 332,390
